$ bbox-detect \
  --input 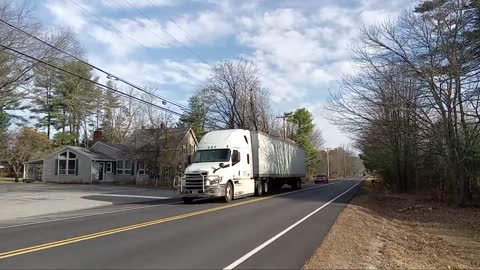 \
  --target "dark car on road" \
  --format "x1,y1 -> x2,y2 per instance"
314,174 -> 328,184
